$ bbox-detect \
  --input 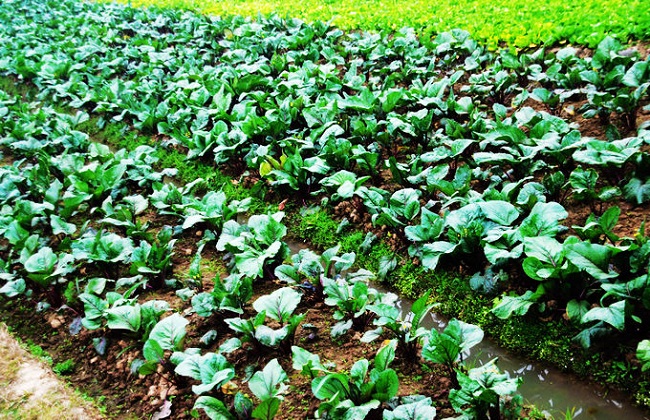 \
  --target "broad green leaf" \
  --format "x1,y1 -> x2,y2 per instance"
50,215 -> 77,235
142,338 -> 164,363
291,346 -> 326,376
523,236 -> 564,264
79,293 -> 108,329
255,325 -> 289,347
637,340 -> 650,372
581,300 -> 627,330
312,373 -> 351,401
24,247 -> 57,274
350,359 -> 370,384
194,396 -> 236,420
478,201 -> 519,225
253,287 -> 302,323
251,397 -> 281,420
566,299 -> 590,323
383,397 -> 437,420
193,353 -> 236,395
148,313 -> 189,351
372,369 -> 399,402
106,305 -> 141,332
0,278 -> 26,298
374,340 -> 397,372
518,202 -> 568,238
420,242 -> 457,271
249,359 -> 288,401
565,240 -> 618,280
492,286 -> 545,319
